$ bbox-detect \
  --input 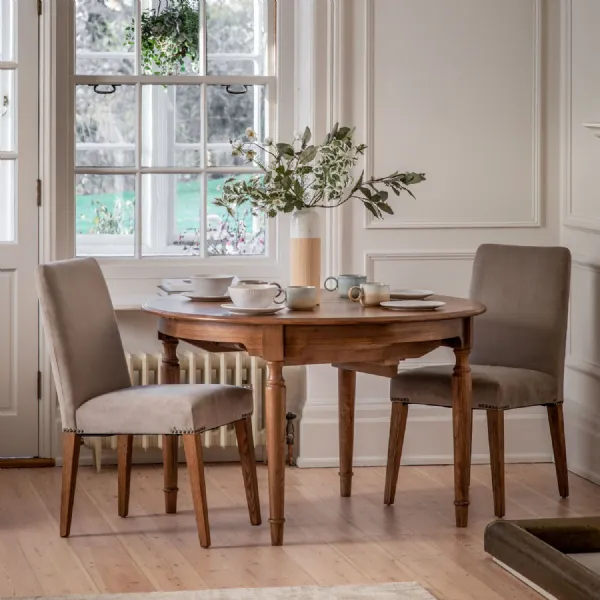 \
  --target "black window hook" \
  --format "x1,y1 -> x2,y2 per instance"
91,84 -> 120,95
224,84 -> 249,95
